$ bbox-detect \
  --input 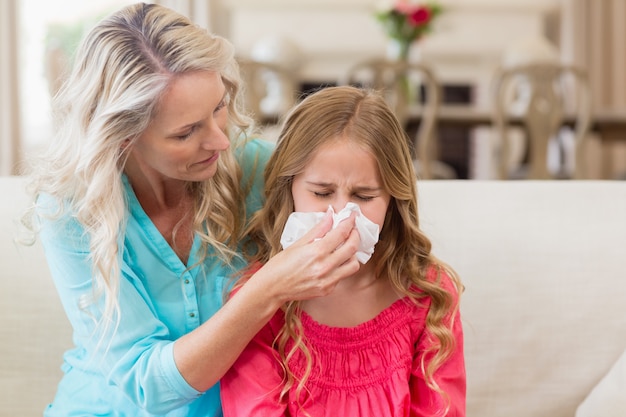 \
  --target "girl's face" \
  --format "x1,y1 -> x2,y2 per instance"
129,71 -> 230,183
291,138 -> 391,231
